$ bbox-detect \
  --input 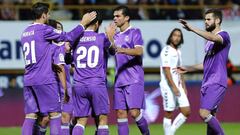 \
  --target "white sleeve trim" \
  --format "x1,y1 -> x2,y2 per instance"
134,45 -> 143,48
79,24 -> 85,30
